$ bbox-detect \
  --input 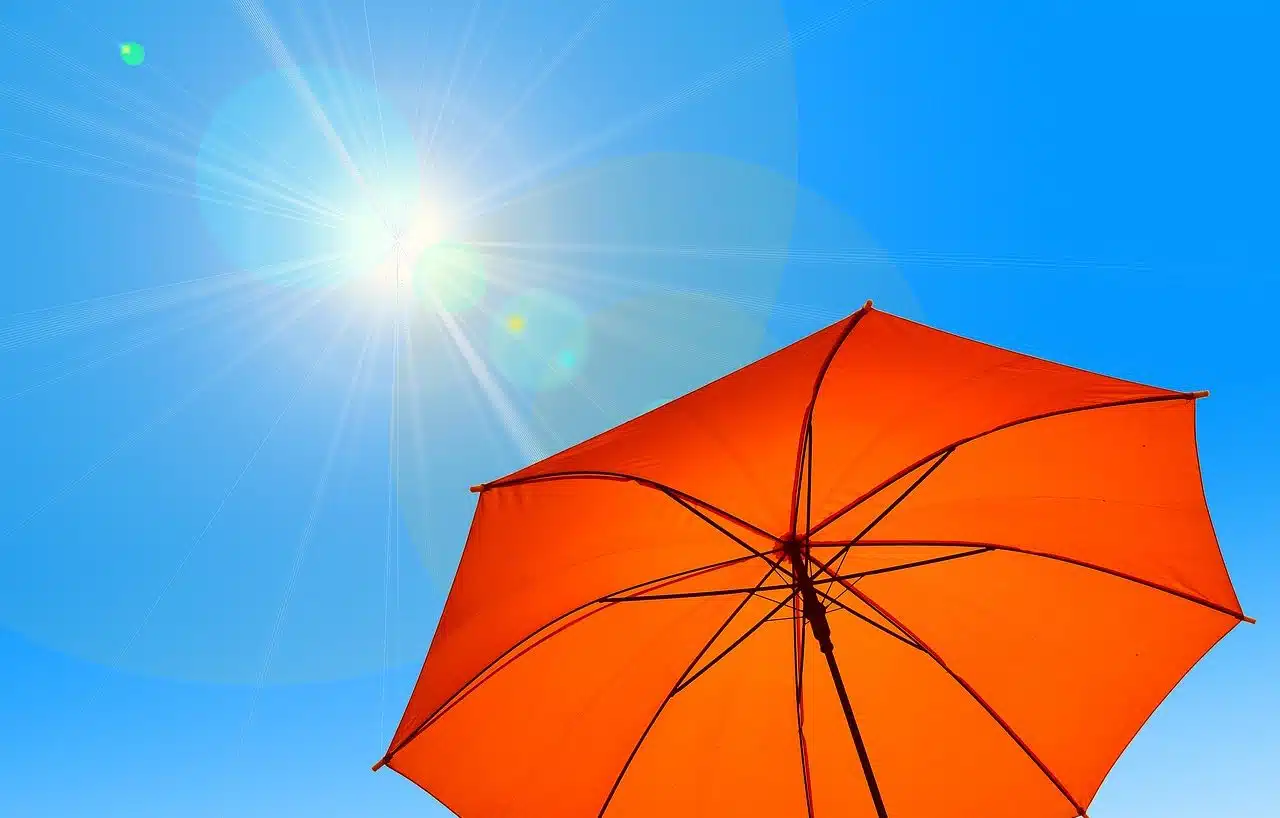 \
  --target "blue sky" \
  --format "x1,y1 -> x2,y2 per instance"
0,1 -> 1276,816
